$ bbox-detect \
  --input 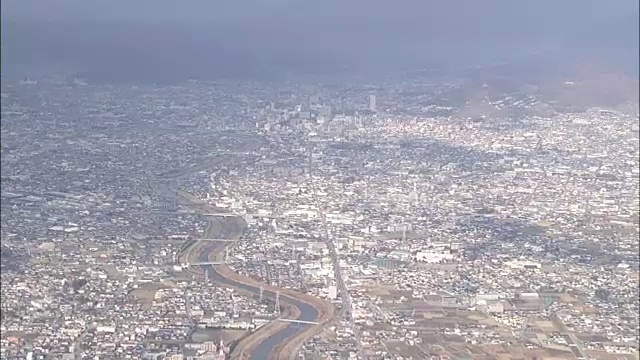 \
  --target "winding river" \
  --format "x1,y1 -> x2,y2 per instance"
200,241 -> 319,360
163,133 -> 322,359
